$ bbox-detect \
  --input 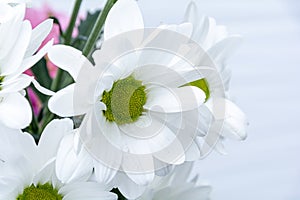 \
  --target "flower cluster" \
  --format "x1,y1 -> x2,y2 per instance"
0,0 -> 247,199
